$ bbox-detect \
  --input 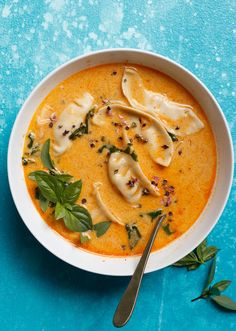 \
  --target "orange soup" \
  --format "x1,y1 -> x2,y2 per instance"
22,64 -> 216,256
